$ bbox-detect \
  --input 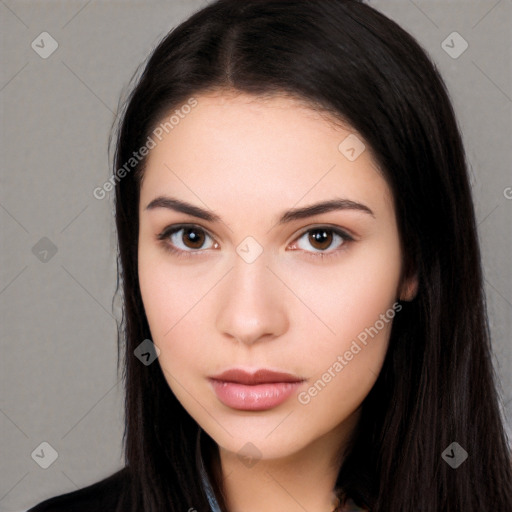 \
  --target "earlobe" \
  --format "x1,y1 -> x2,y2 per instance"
399,273 -> 419,302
